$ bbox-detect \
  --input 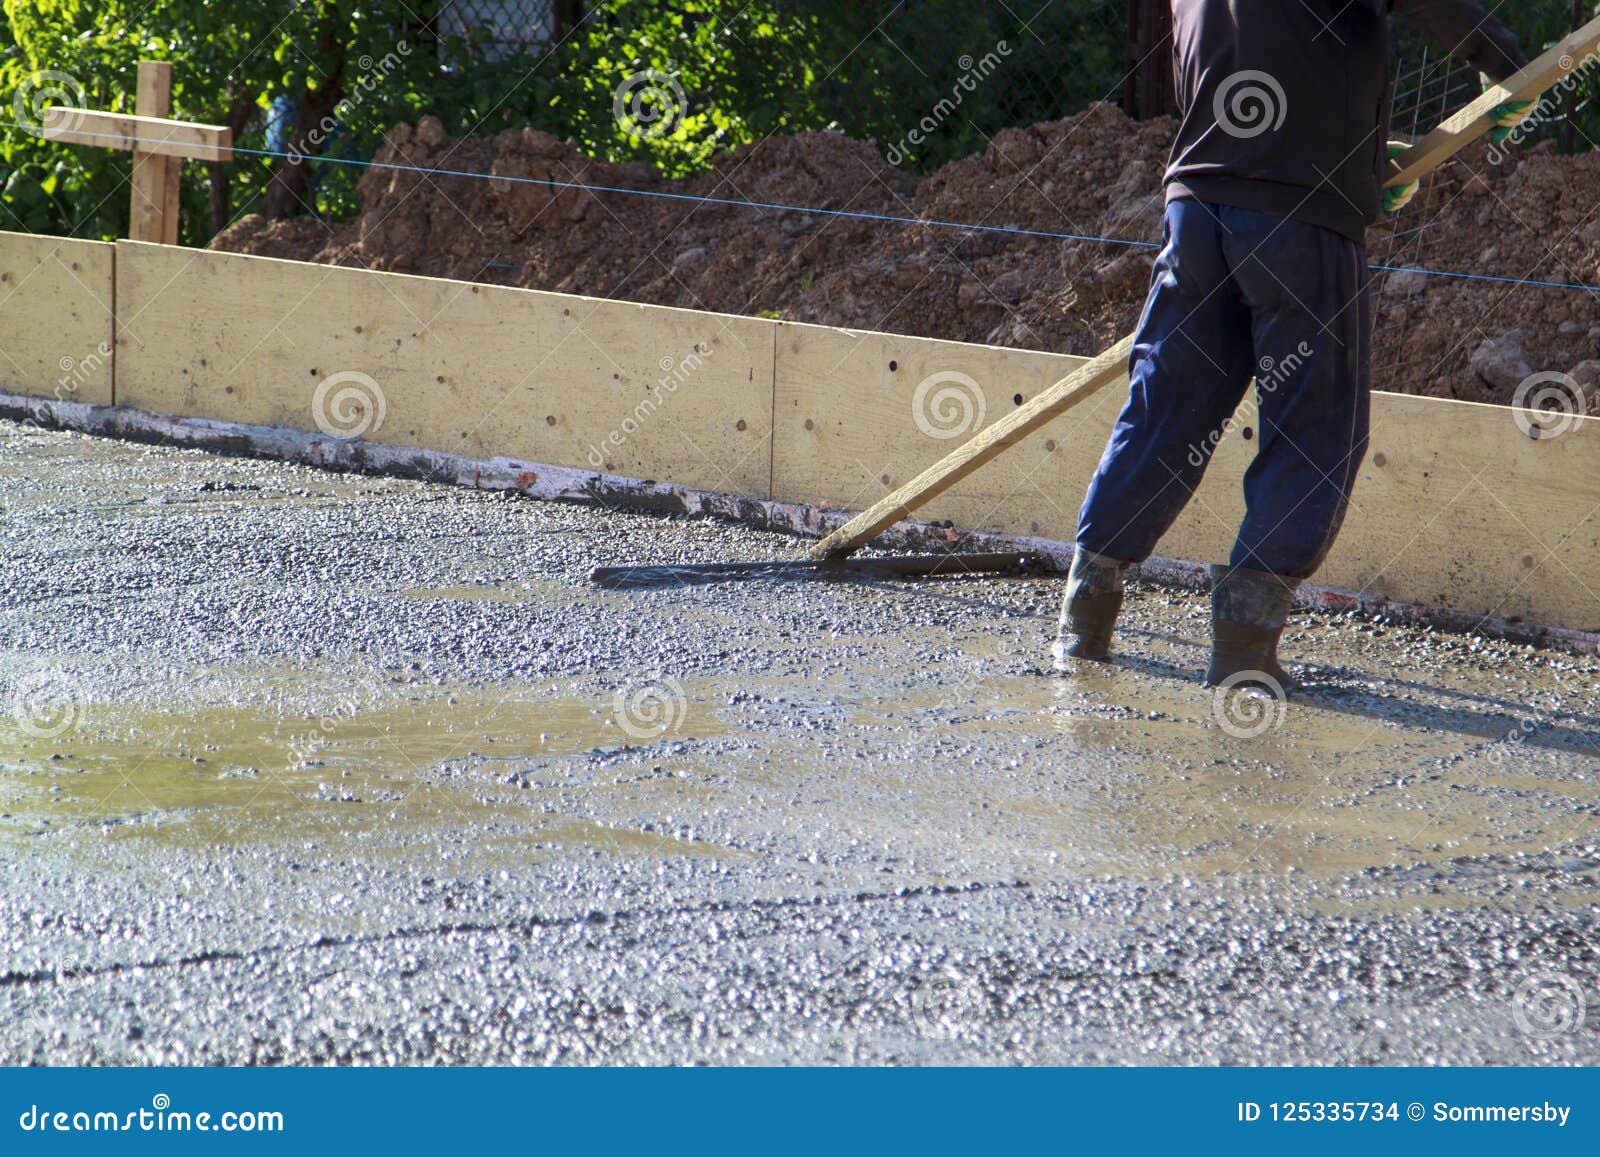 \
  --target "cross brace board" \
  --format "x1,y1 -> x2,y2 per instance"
40,61 -> 233,245
41,108 -> 233,163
